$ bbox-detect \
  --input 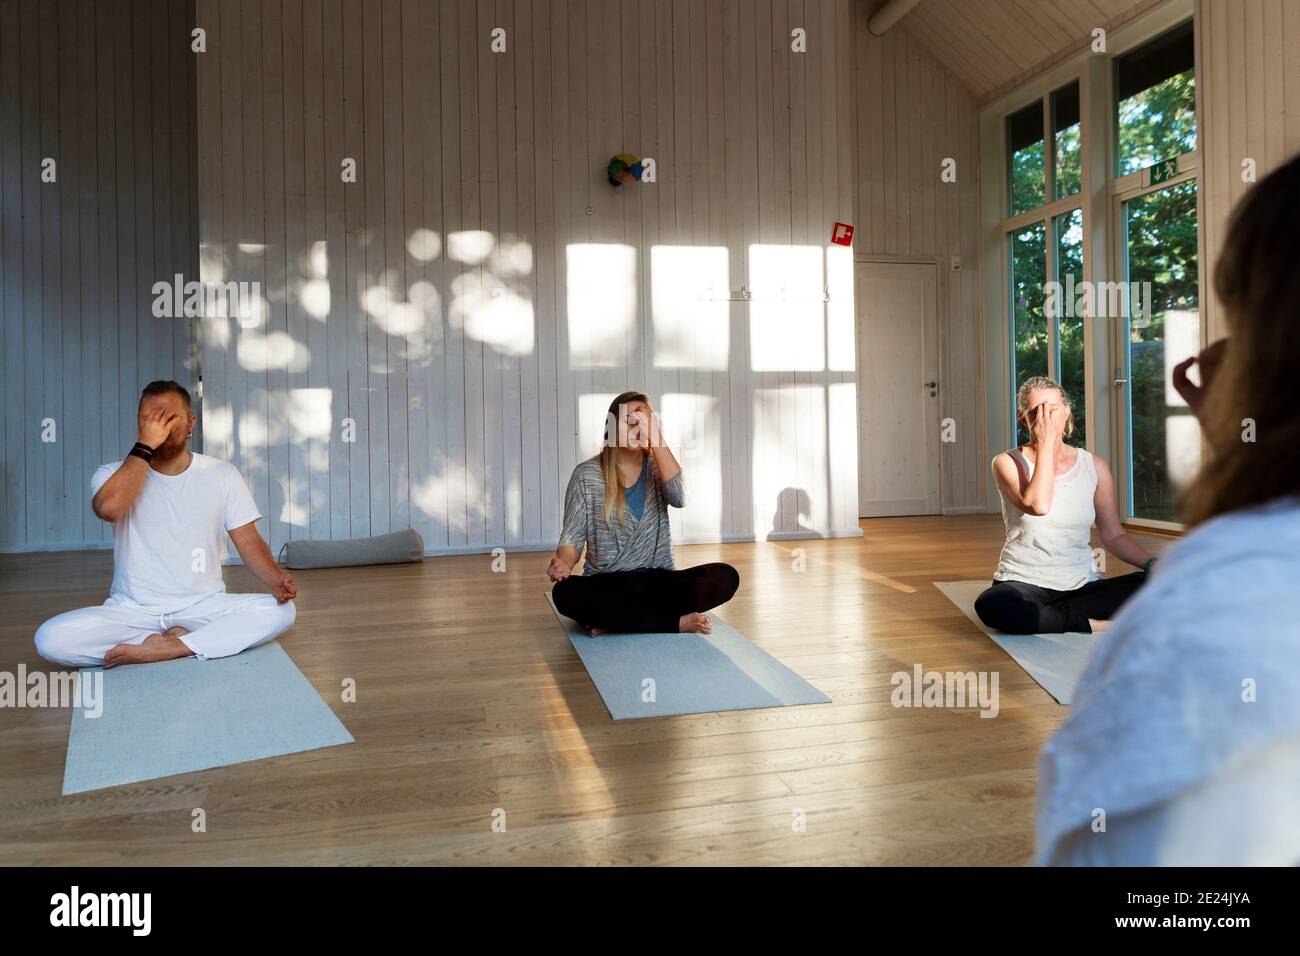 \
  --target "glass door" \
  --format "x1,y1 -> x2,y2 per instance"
1110,19 -> 1198,527
1114,177 -> 1200,524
